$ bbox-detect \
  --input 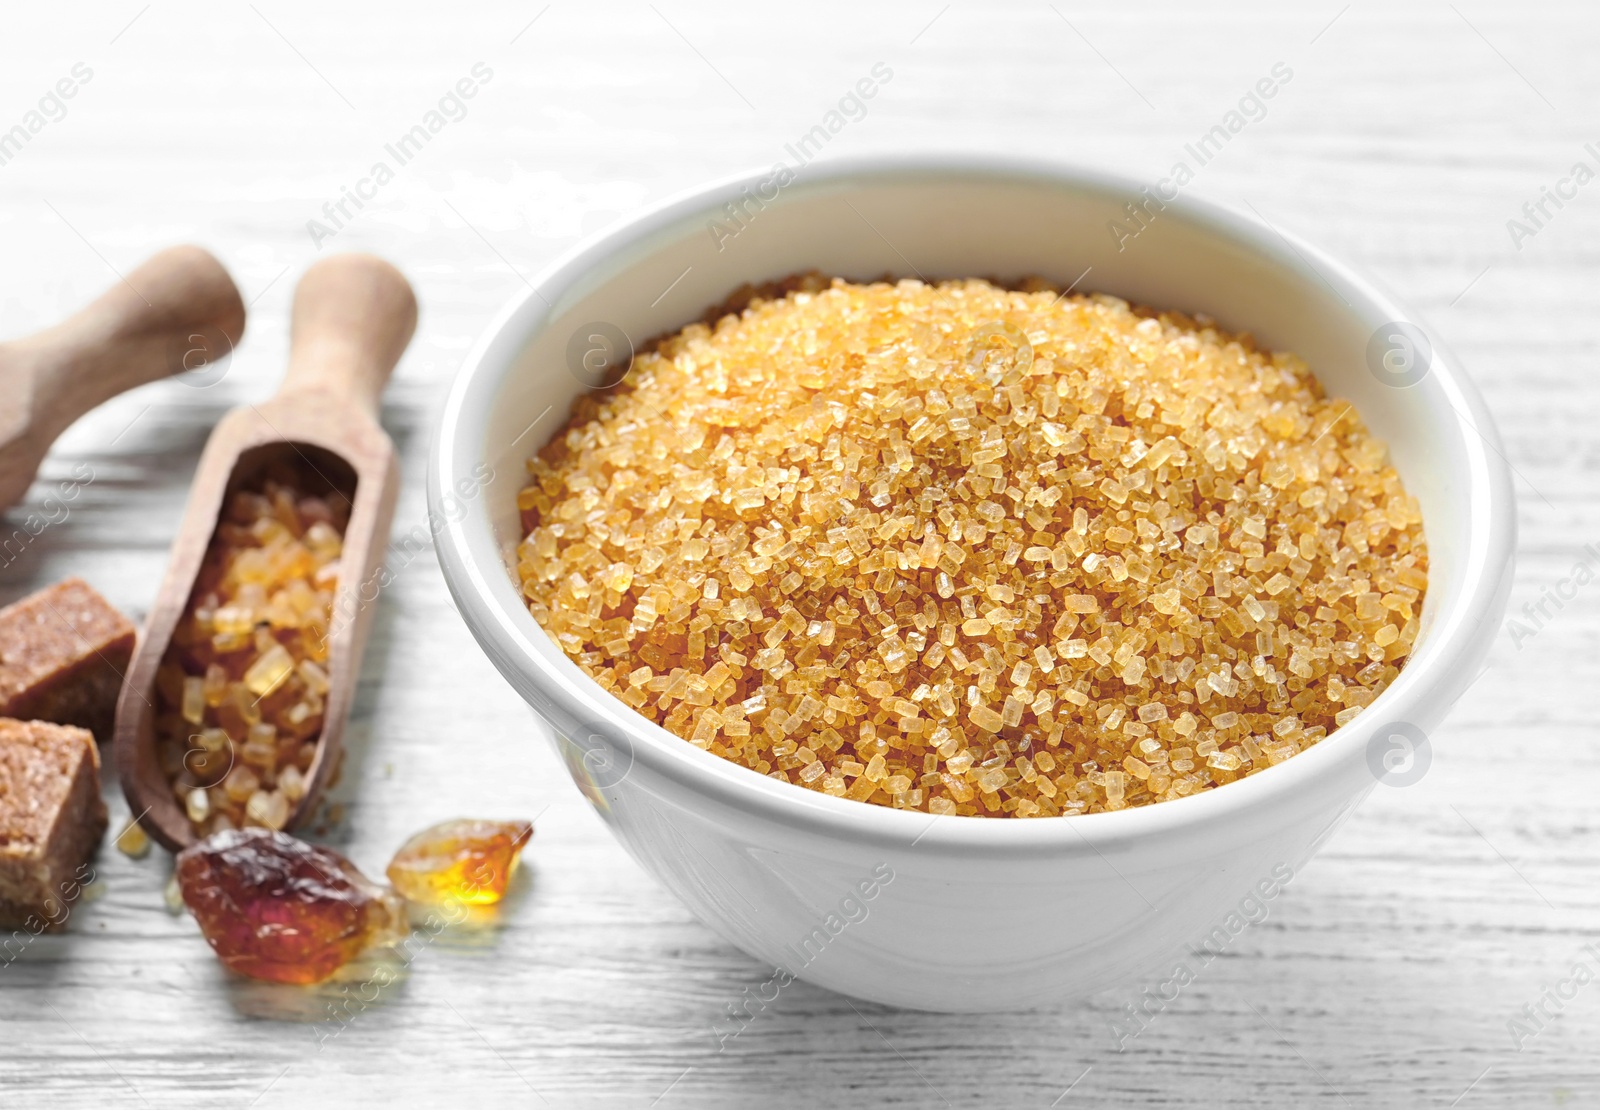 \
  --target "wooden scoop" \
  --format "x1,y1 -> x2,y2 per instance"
0,245 -> 246,511
117,253 -> 417,852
